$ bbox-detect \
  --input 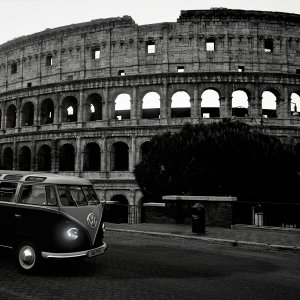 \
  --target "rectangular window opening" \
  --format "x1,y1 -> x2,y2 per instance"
147,41 -> 156,54
118,70 -> 126,76
177,66 -> 185,73
11,62 -> 17,74
296,69 -> 300,75
264,39 -> 273,53
46,55 -> 53,66
238,66 -> 245,72
92,48 -> 100,60
206,40 -> 215,52
27,82 -> 32,88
